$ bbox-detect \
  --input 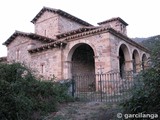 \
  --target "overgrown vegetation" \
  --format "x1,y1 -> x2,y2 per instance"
122,38 -> 160,115
0,63 -> 73,120
140,35 -> 160,50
